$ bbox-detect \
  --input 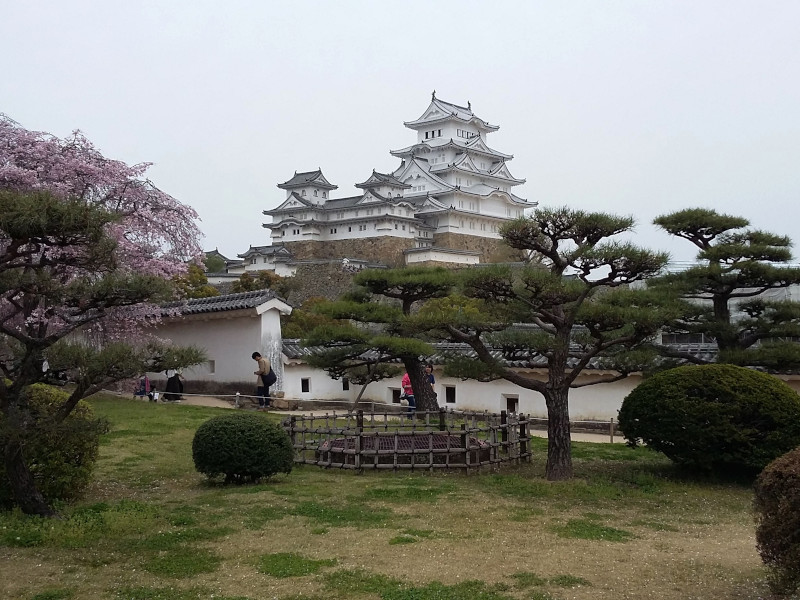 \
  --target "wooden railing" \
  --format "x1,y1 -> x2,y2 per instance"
282,408 -> 533,471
